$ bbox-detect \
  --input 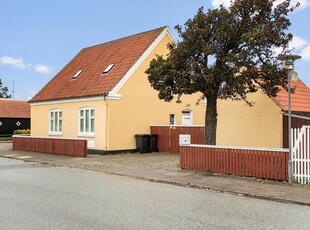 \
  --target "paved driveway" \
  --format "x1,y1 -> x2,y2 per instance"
0,142 -> 12,150
0,142 -> 179,170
